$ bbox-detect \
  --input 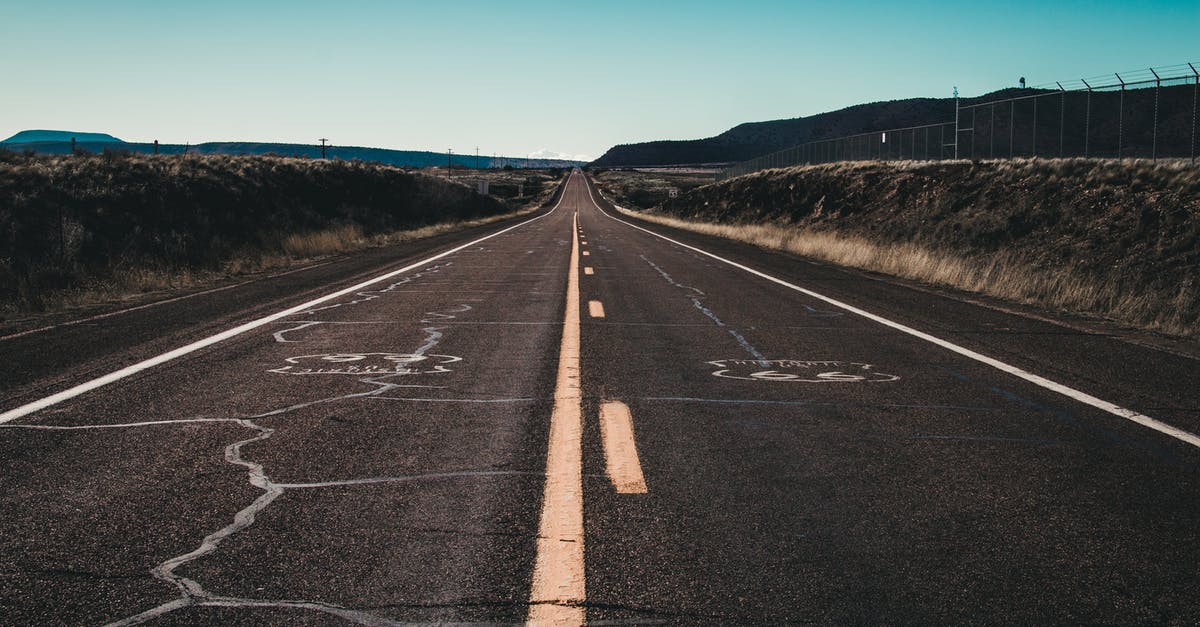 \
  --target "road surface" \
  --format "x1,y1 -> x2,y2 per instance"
2,170 -> 1198,624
